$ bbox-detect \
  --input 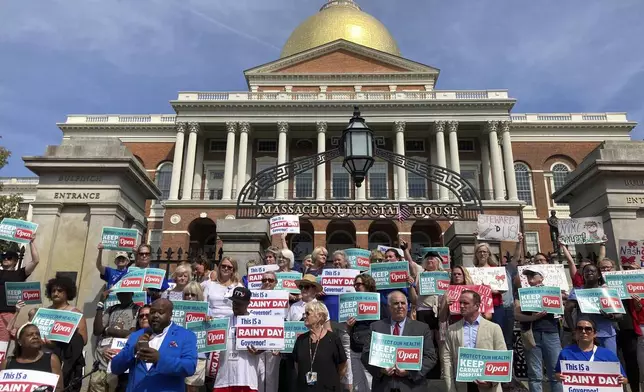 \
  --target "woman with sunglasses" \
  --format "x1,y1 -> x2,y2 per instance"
555,319 -> 627,384
202,257 -> 243,318
136,305 -> 151,330
346,273 -> 377,392
181,282 -> 207,392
